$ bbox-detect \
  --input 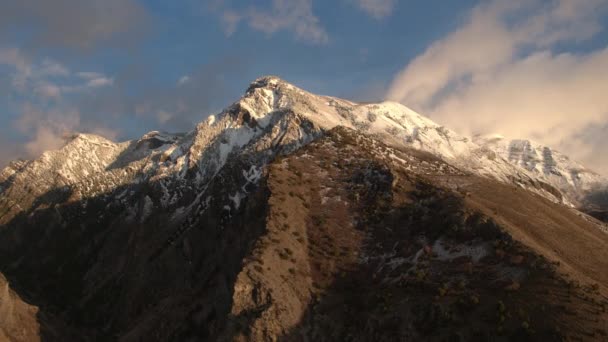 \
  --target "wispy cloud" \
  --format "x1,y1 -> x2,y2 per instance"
387,0 -> 608,175
0,135 -> 21,167
222,11 -> 242,37
13,103 -> 119,158
65,55 -> 248,147
0,47 -> 114,100
125,57 -> 247,132
15,104 -> 82,157
85,77 -> 114,88
77,72 -> 106,80
34,83 -> 62,100
350,0 -> 396,19
177,75 -> 191,86
219,0 -> 329,44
